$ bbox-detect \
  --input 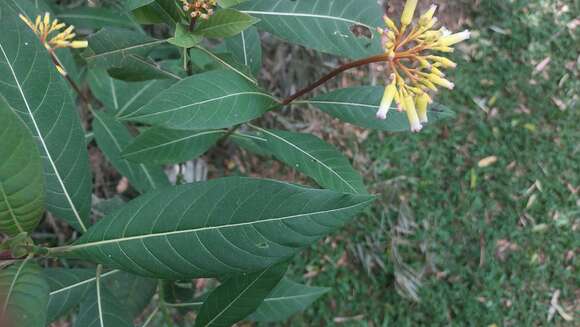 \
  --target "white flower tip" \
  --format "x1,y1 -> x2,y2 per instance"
376,106 -> 389,120
410,123 -> 423,133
